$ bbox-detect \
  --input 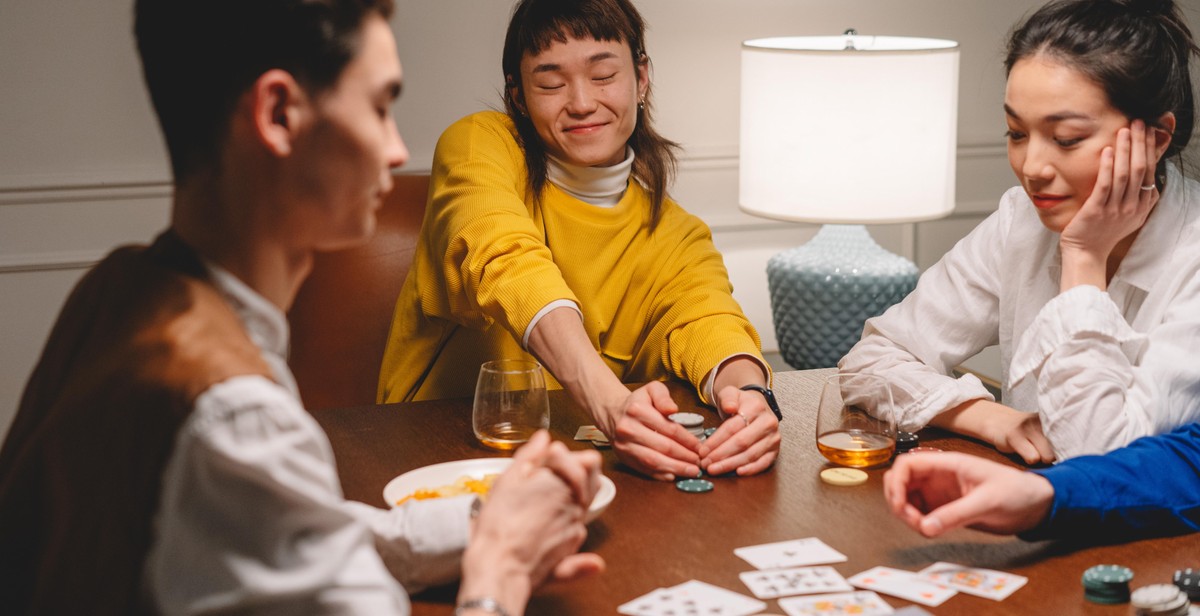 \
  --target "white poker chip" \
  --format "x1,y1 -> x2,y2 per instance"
819,468 -> 868,486
668,412 -> 704,427
1131,583 -> 1188,614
